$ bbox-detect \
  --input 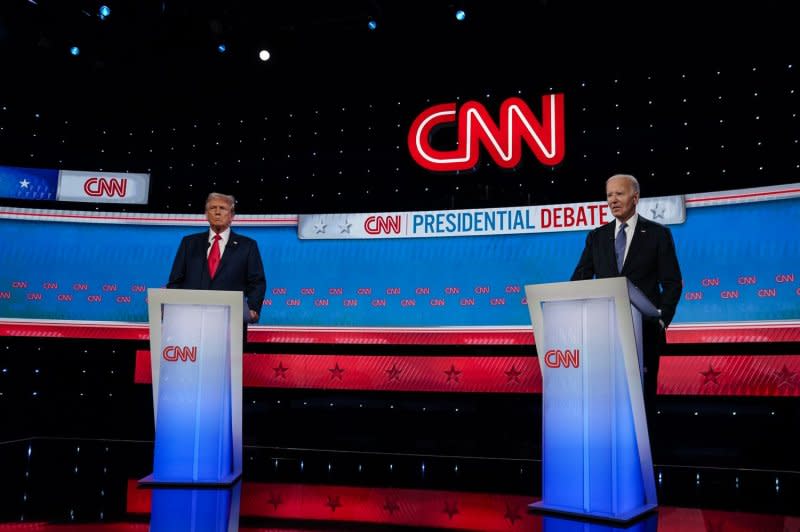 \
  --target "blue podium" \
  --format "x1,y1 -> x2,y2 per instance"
140,288 -> 244,486
525,278 -> 659,523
